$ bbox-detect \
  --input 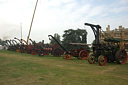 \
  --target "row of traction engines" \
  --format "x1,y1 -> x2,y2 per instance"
5,37 -> 63,56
